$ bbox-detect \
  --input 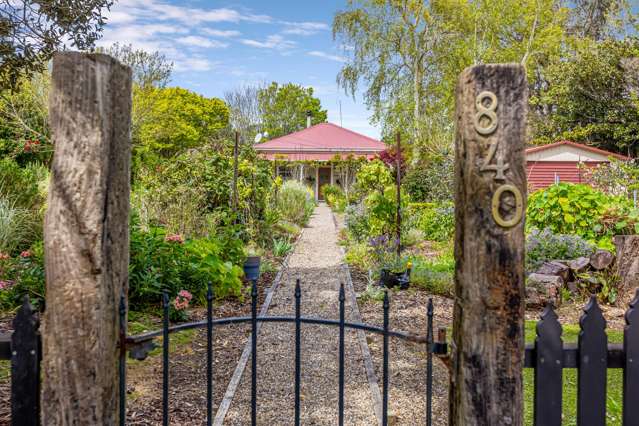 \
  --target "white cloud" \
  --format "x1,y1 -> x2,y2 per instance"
281,21 -> 329,36
241,35 -> 296,50
201,28 -> 242,38
114,0 -> 272,25
173,57 -> 217,72
308,51 -> 347,63
176,36 -> 228,49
